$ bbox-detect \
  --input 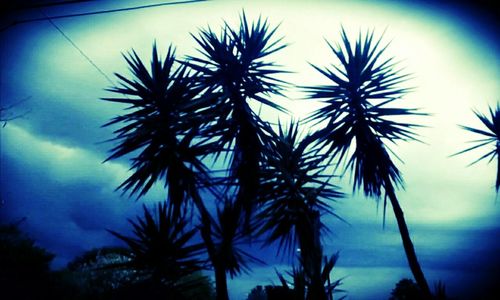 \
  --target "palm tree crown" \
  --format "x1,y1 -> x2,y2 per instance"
258,121 -> 342,254
212,199 -> 264,278
108,202 -> 205,289
455,104 -> 500,191
185,12 -> 289,215
102,44 -> 213,215
305,28 -> 423,198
